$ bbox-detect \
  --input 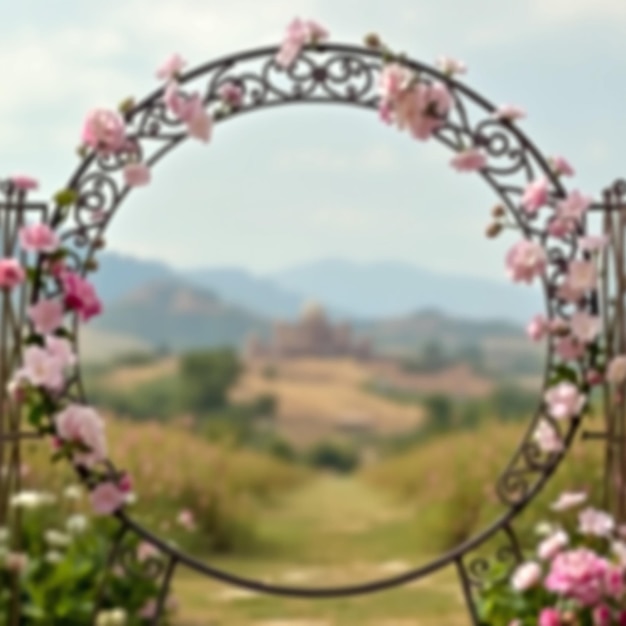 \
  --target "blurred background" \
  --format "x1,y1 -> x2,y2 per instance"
3,0 -> 623,623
